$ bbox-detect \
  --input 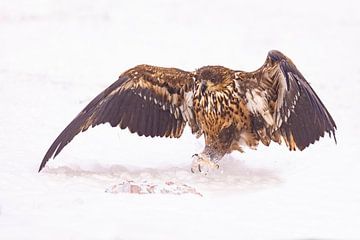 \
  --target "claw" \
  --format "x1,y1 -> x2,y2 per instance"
191,153 -> 220,174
